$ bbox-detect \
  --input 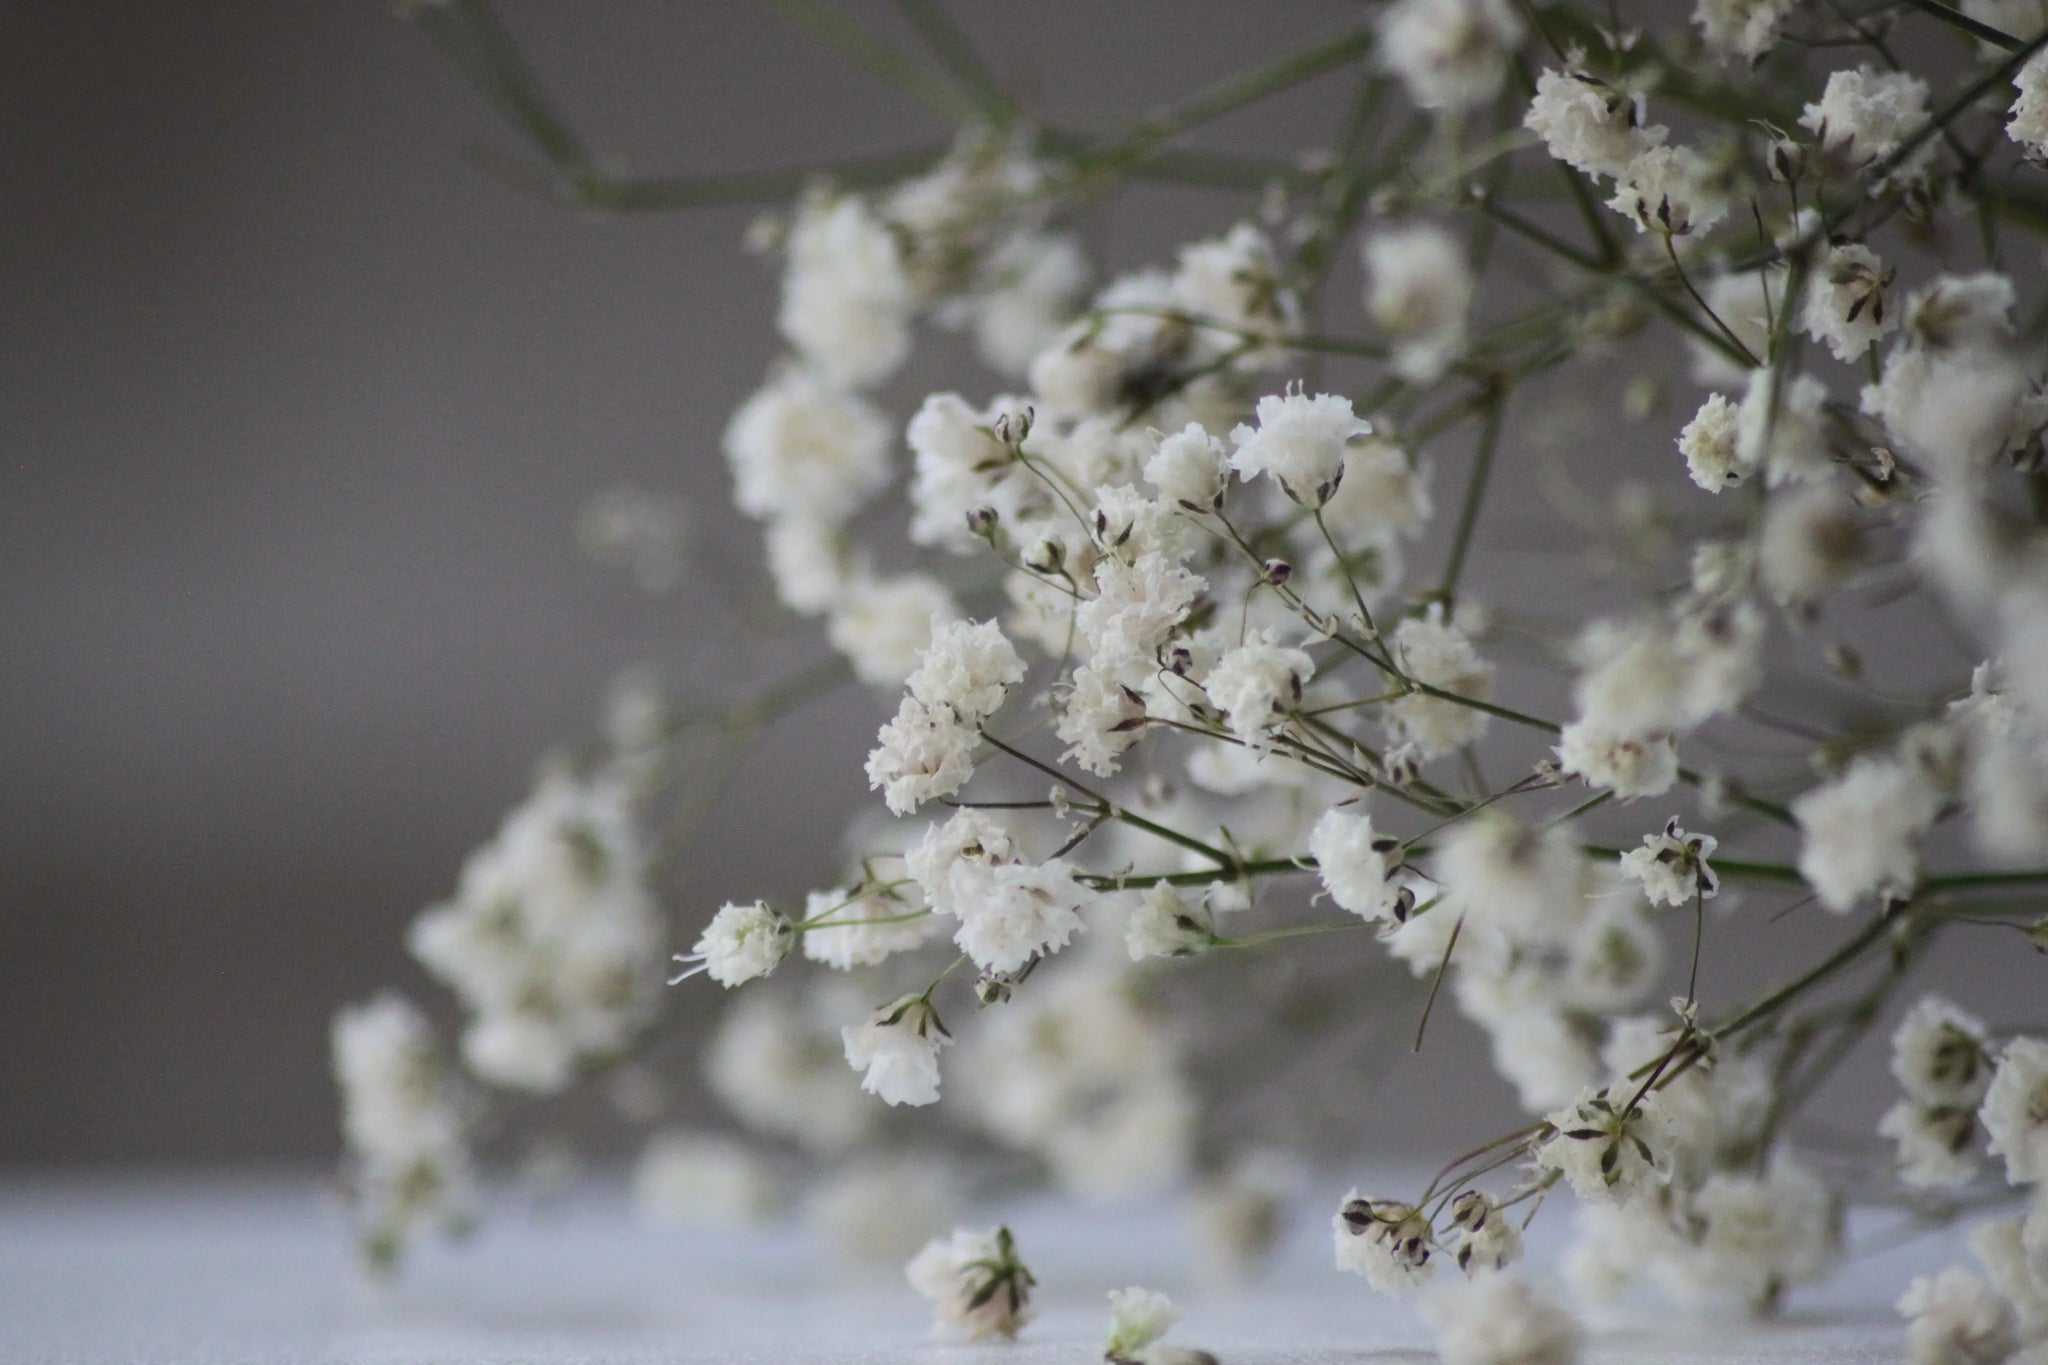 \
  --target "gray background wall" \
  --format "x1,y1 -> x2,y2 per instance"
1,0 -> 1381,1164
3,0 -> 2027,1168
